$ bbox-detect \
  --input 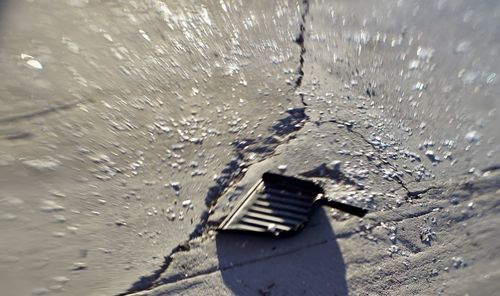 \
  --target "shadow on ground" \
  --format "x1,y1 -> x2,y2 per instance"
215,209 -> 348,296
